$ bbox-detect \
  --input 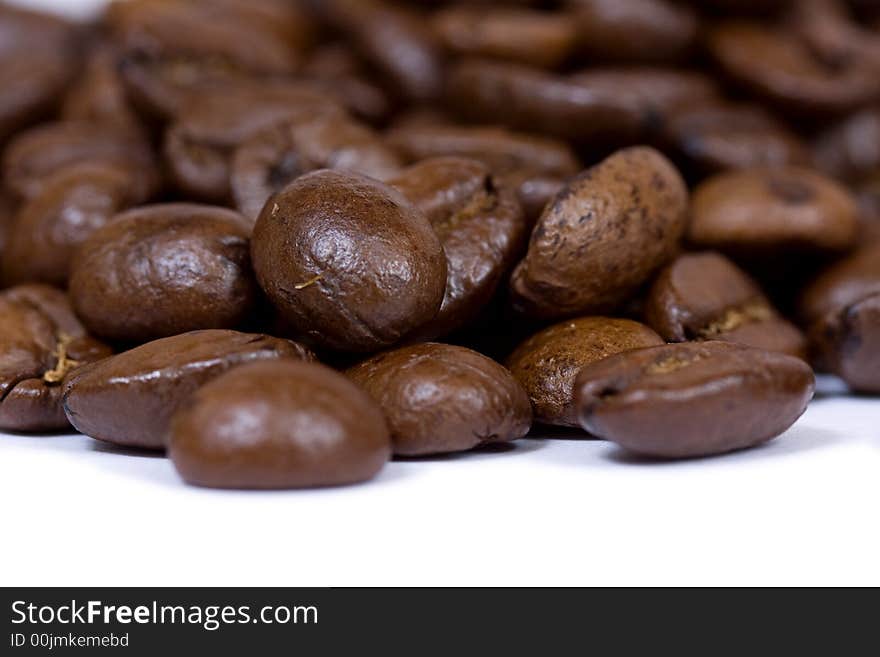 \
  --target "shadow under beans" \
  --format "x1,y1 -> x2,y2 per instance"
89,438 -> 167,459
601,424 -> 843,467
393,438 -> 547,463
528,424 -> 598,442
